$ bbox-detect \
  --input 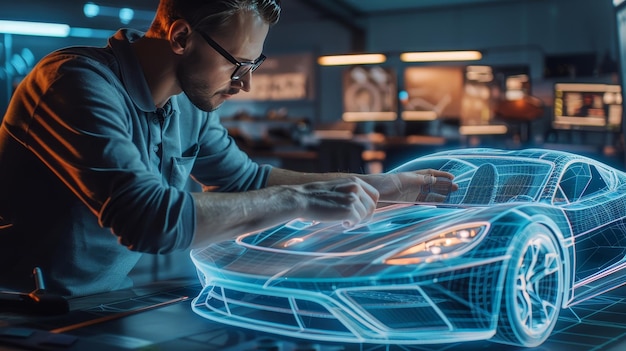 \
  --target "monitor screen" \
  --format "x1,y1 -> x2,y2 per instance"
552,83 -> 622,131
